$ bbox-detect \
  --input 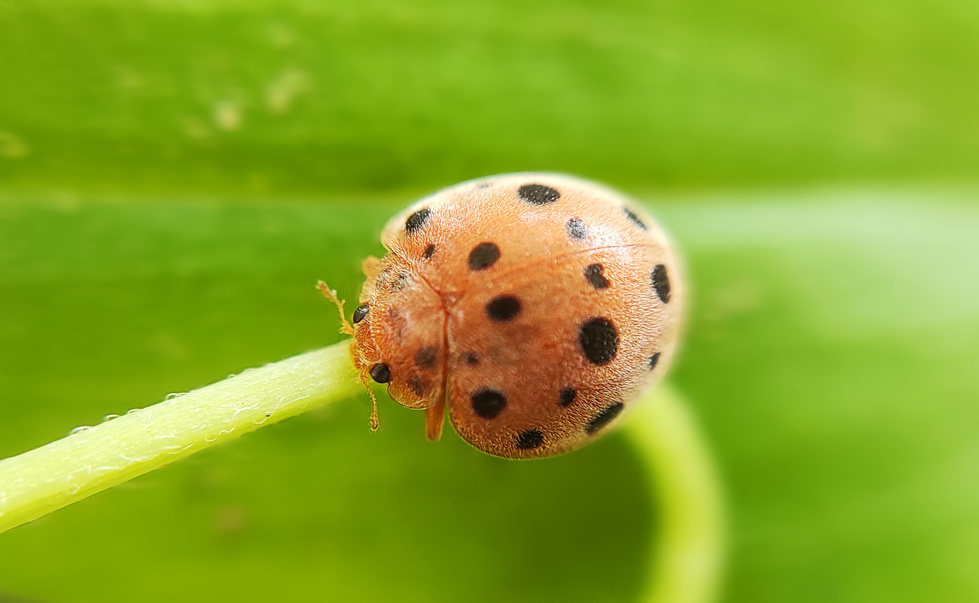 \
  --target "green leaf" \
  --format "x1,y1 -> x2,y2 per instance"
0,197 -> 723,603
2,191 -> 976,602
